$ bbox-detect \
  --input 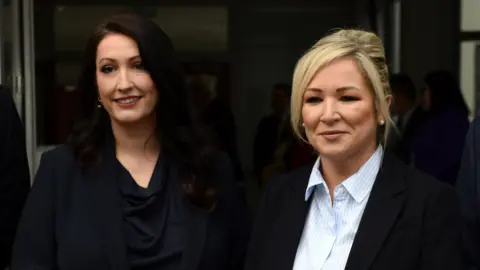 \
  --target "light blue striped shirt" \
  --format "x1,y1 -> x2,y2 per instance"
293,146 -> 383,270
